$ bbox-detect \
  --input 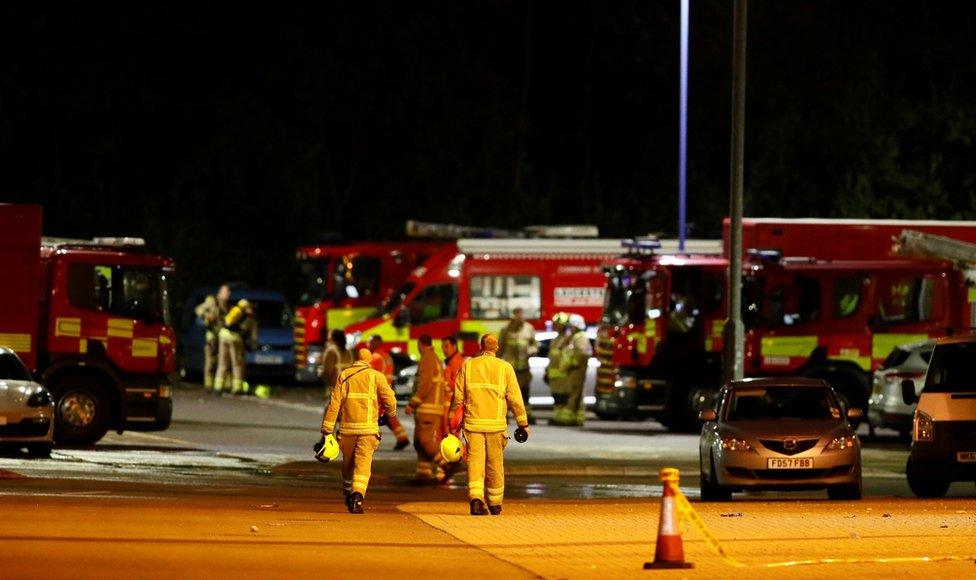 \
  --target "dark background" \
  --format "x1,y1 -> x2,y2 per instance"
2,1 -> 975,305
